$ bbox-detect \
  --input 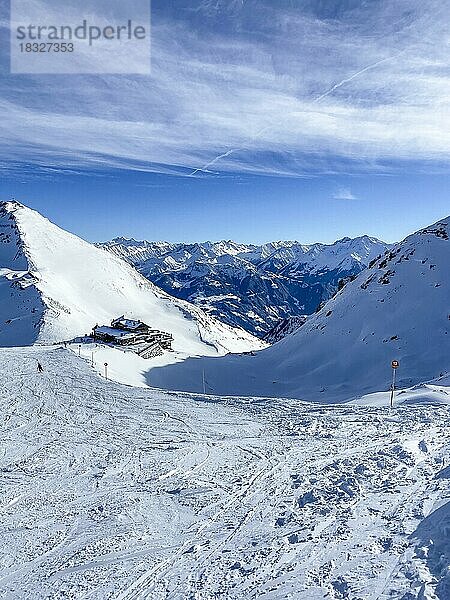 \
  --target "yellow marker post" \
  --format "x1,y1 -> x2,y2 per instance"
390,360 -> 399,407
